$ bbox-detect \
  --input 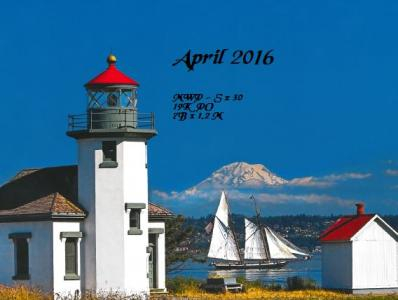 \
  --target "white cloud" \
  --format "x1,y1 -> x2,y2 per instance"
152,188 -> 356,207
386,169 -> 398,176
225,190 -> 355,206
152,188 -> 212,201
254,193 -> 354,206
289,172 -> 371,187
152,190 -> 179,200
